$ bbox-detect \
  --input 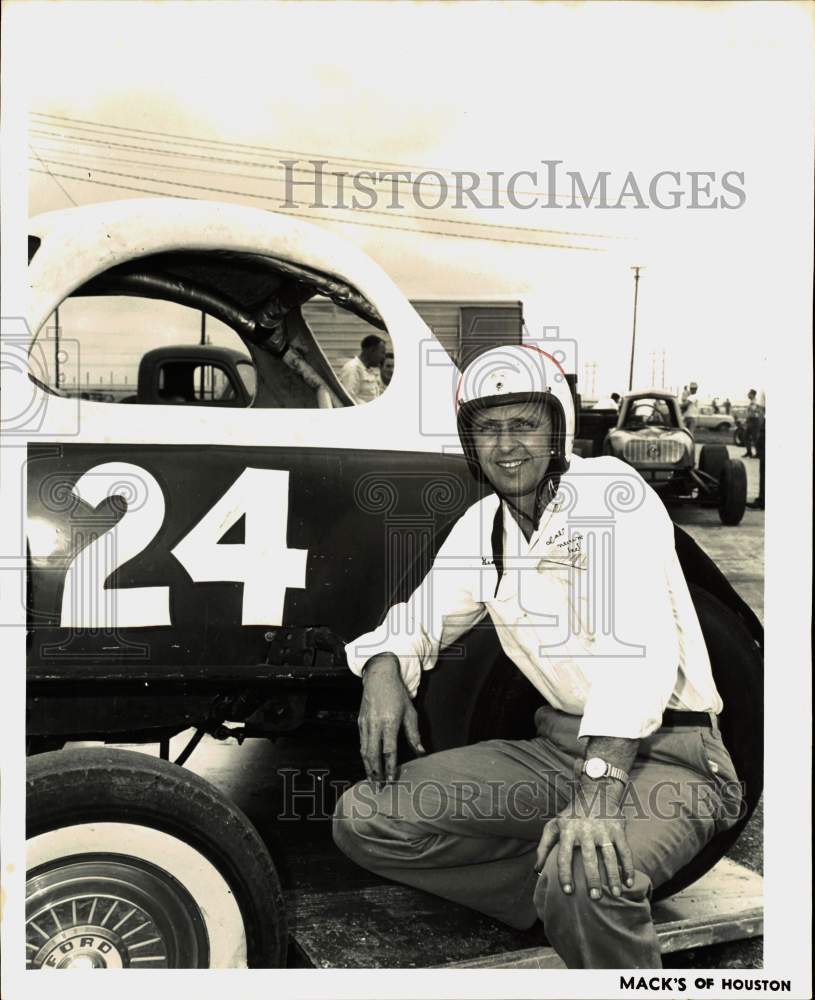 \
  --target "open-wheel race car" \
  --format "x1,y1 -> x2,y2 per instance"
16,200 -> 762,969
602,390 -> 748,526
